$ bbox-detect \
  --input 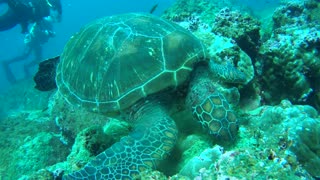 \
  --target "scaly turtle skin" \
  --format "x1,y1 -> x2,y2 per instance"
56,13 -> 244,179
